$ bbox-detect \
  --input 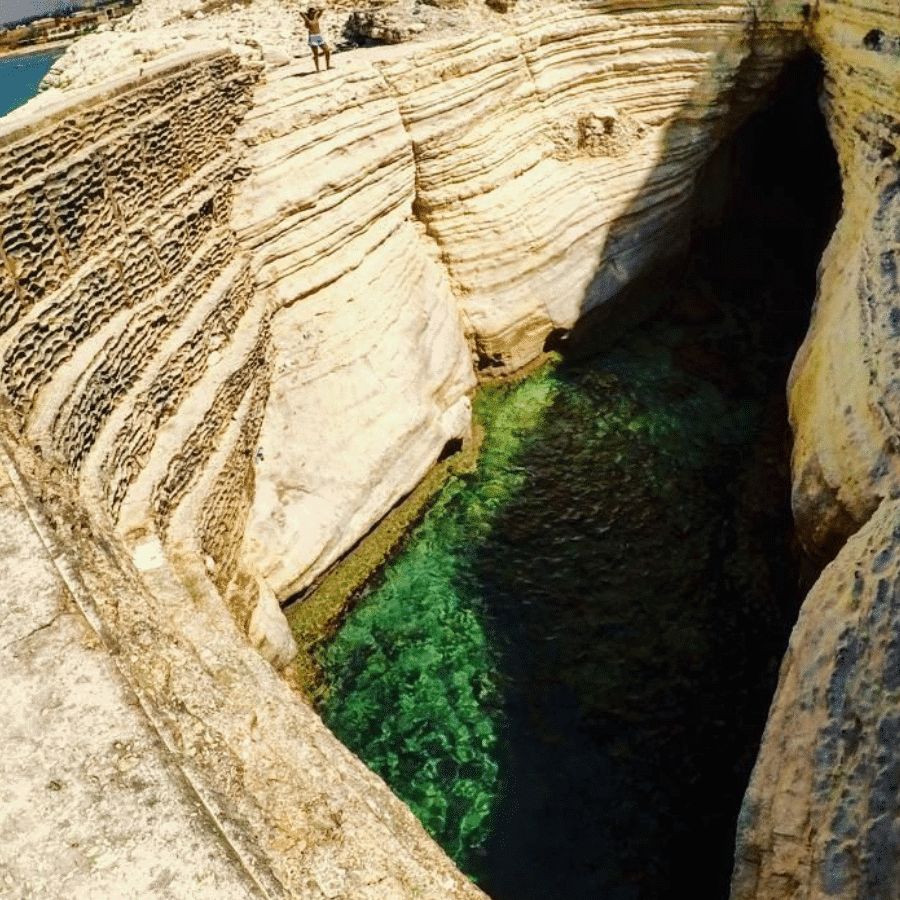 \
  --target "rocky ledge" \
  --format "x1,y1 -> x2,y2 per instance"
1,1 -> 899,899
